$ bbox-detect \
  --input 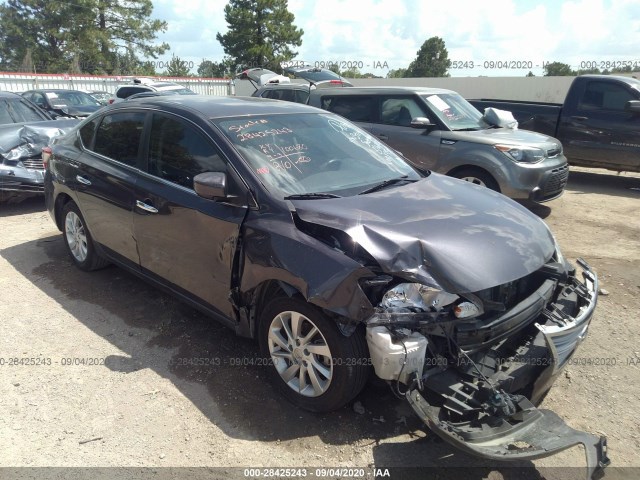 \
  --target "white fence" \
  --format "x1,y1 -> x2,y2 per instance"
0,72 -> 235,96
